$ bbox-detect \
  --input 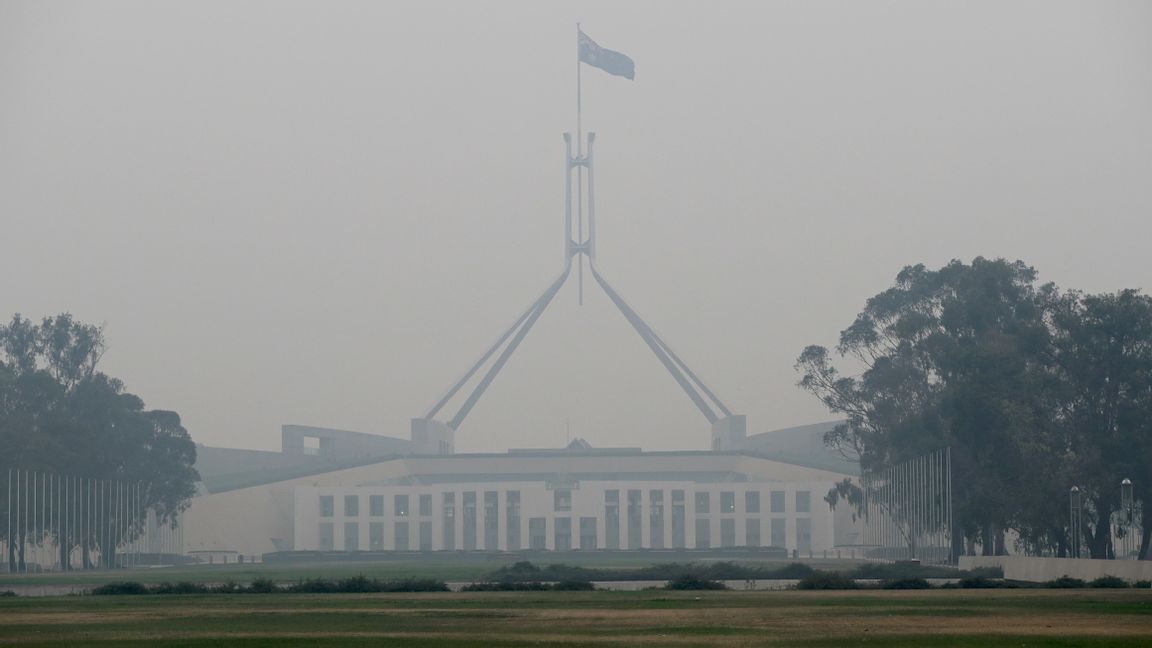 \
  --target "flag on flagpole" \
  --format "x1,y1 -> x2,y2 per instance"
579,30 -> 635,80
